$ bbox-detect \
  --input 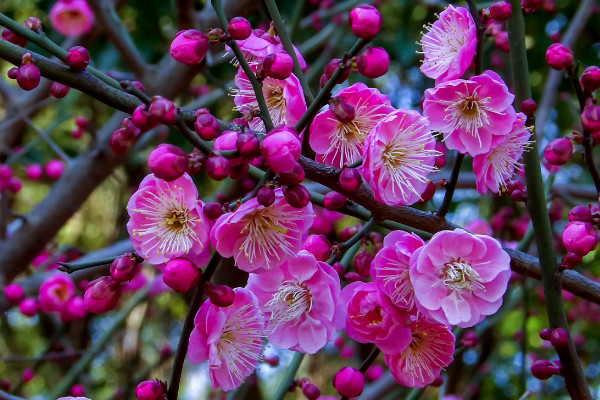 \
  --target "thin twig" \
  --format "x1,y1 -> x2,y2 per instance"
437,153 -> 464,217
272,352 -> 305,400
23,117 -> 72,163
57,255 -> 120,274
